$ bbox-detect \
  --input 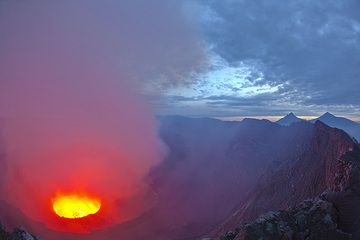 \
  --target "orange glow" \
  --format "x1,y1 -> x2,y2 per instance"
52,193 -> 101,219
